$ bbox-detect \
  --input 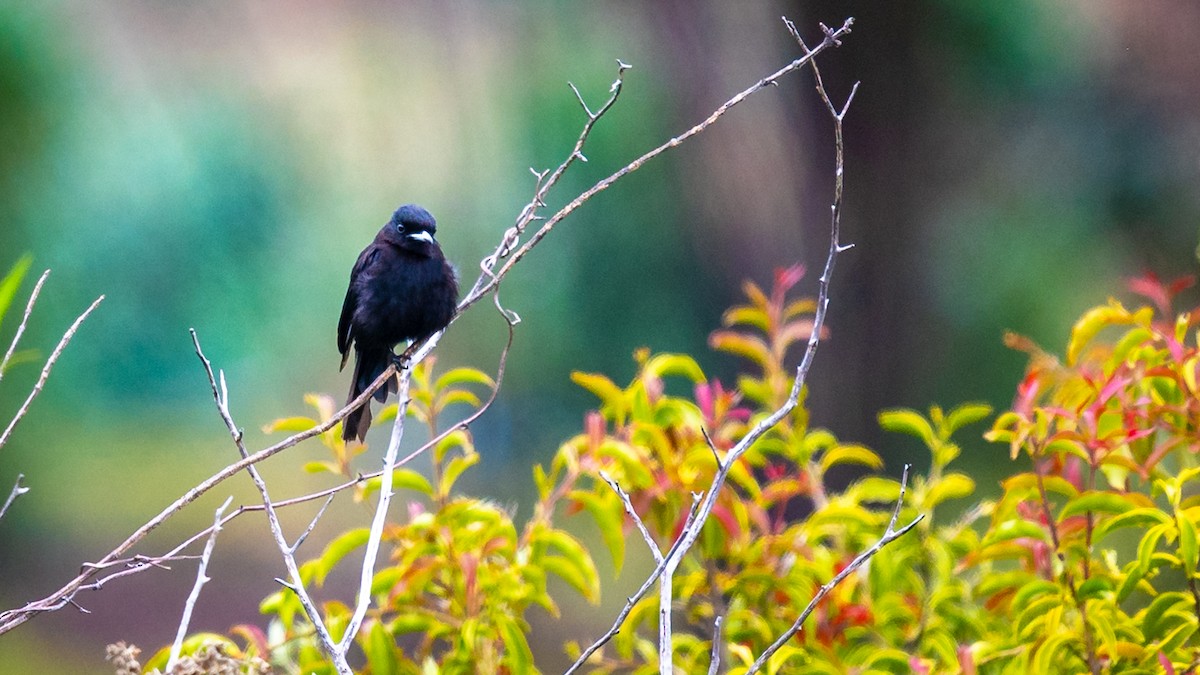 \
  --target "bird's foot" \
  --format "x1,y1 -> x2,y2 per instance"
393,344 -> 419,370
